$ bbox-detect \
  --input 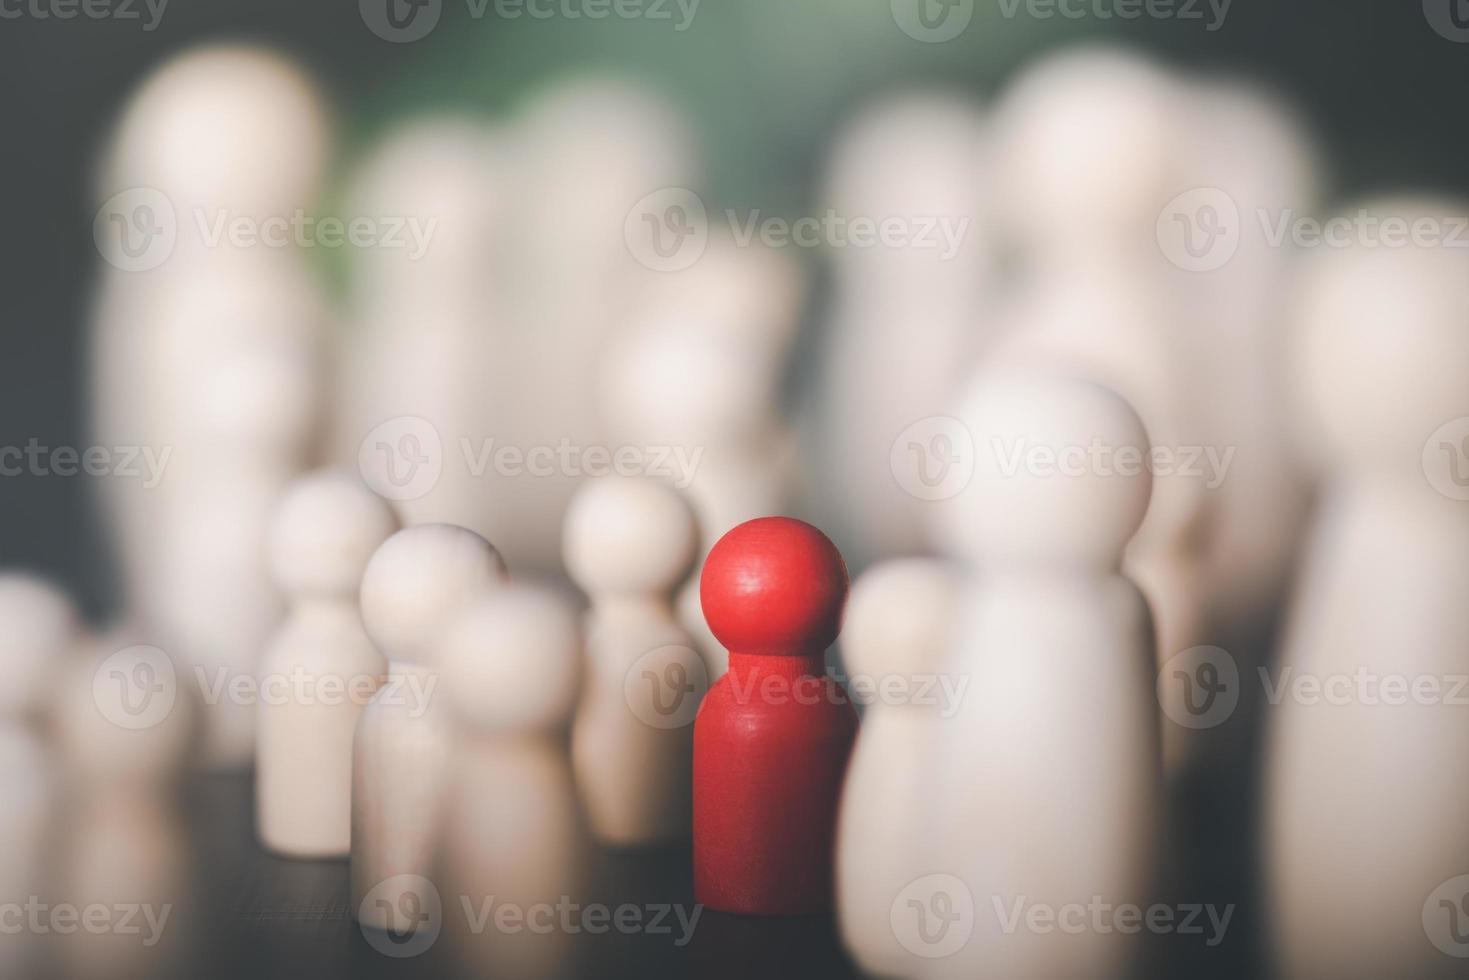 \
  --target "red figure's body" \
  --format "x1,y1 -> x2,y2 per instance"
694,517 -> 858,915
